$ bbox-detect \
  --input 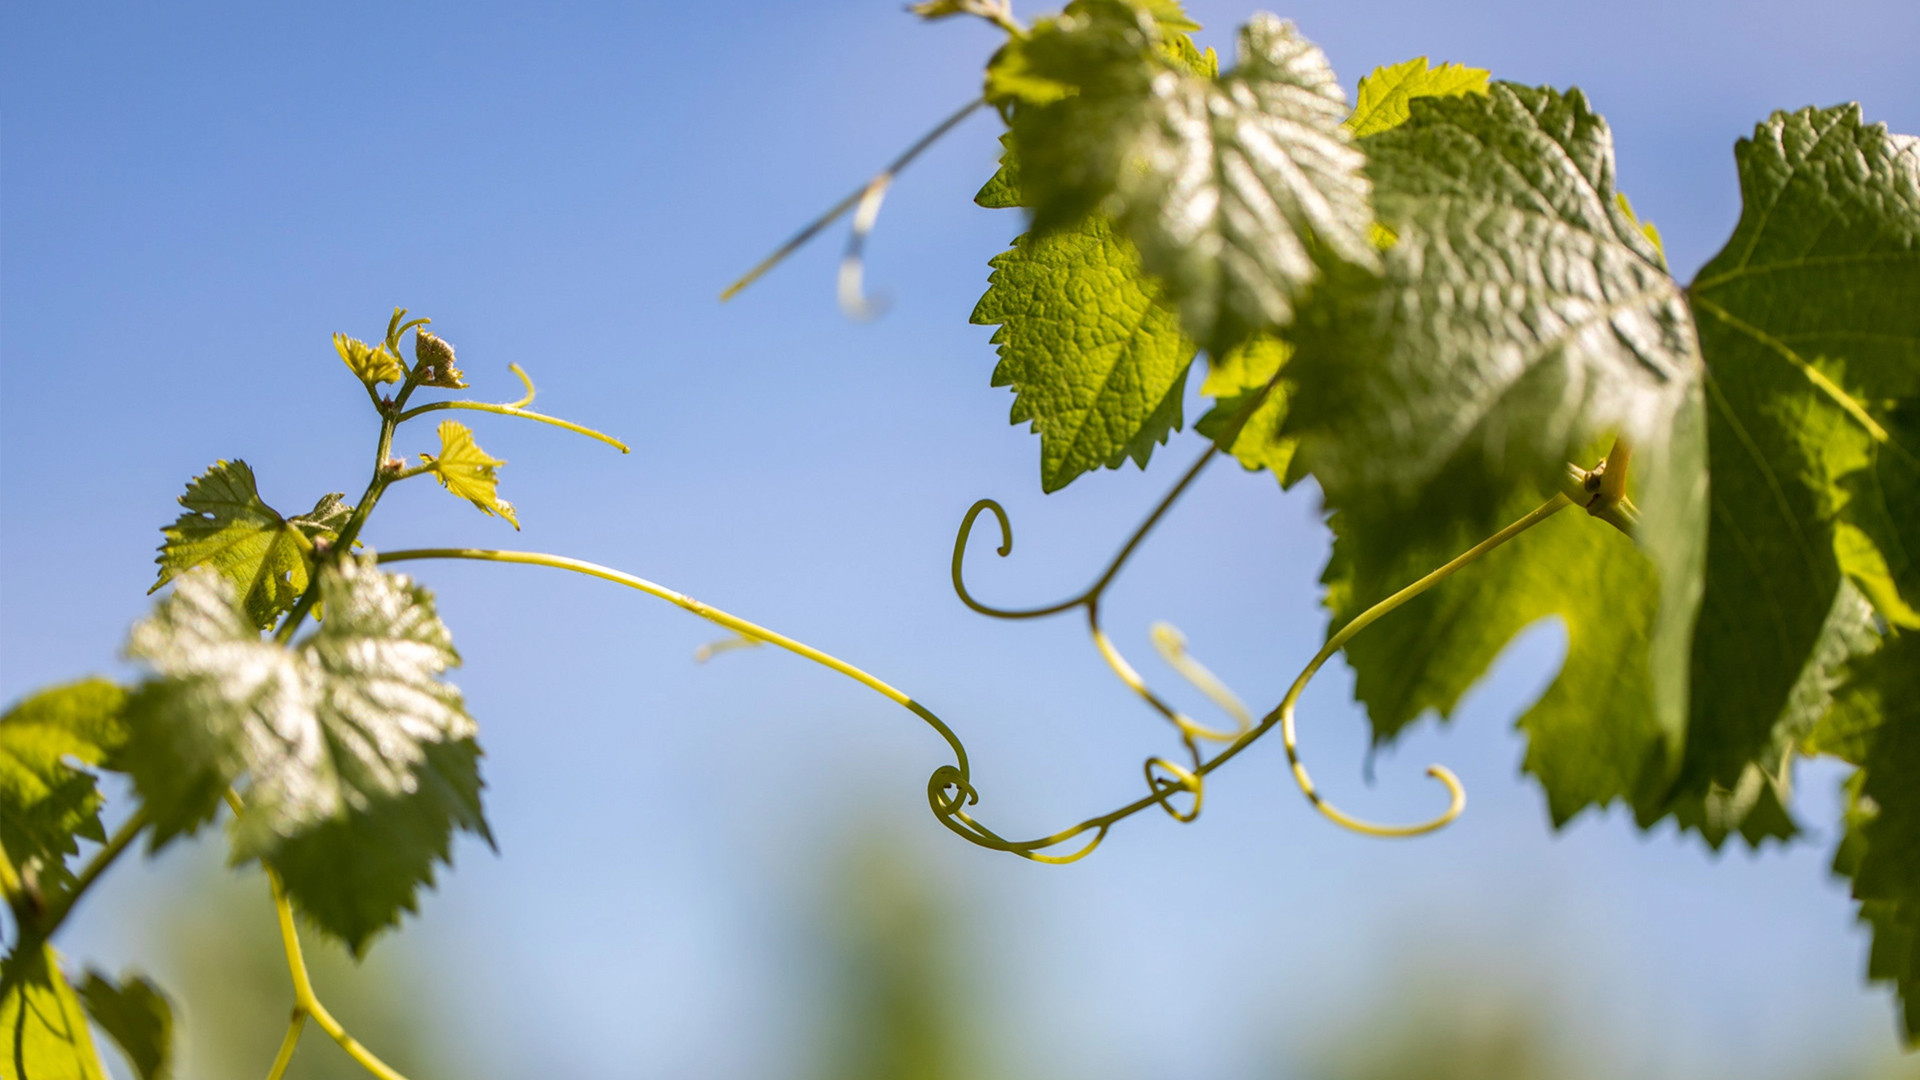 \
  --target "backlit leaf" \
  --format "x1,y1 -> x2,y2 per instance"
1345,56 -> 1489,139
423,421 -> 519,528
1006,6 -> 1374,353
1681,105 -> 1920,793
0,679 -> 127,894
970,216 -> 1195,491
1287,84 -> 1708,775
153,461 -> 345,631
0,947 -> 110,1080
121,561 -> 488,951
